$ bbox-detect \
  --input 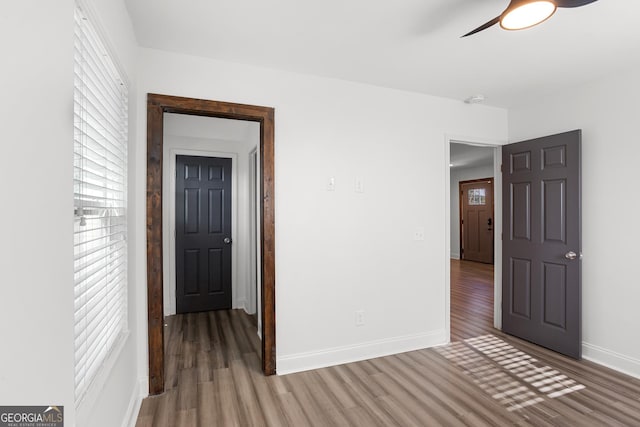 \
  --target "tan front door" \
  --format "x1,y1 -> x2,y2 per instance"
461,179 -> 494,264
